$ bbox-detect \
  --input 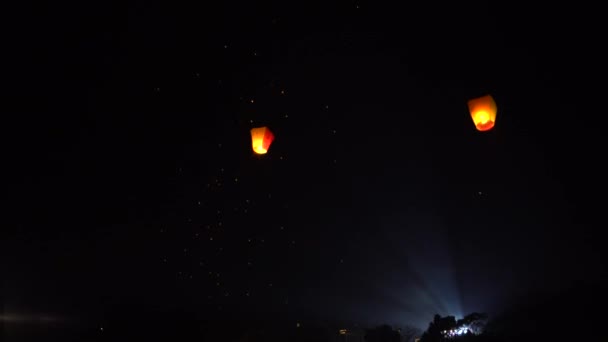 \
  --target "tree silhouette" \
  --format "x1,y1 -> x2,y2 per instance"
420,313 -> 490,342
365,324 -> 401,342
457,313 -> 488,335
399,325 -> 422,342
420,314 -> 456,342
